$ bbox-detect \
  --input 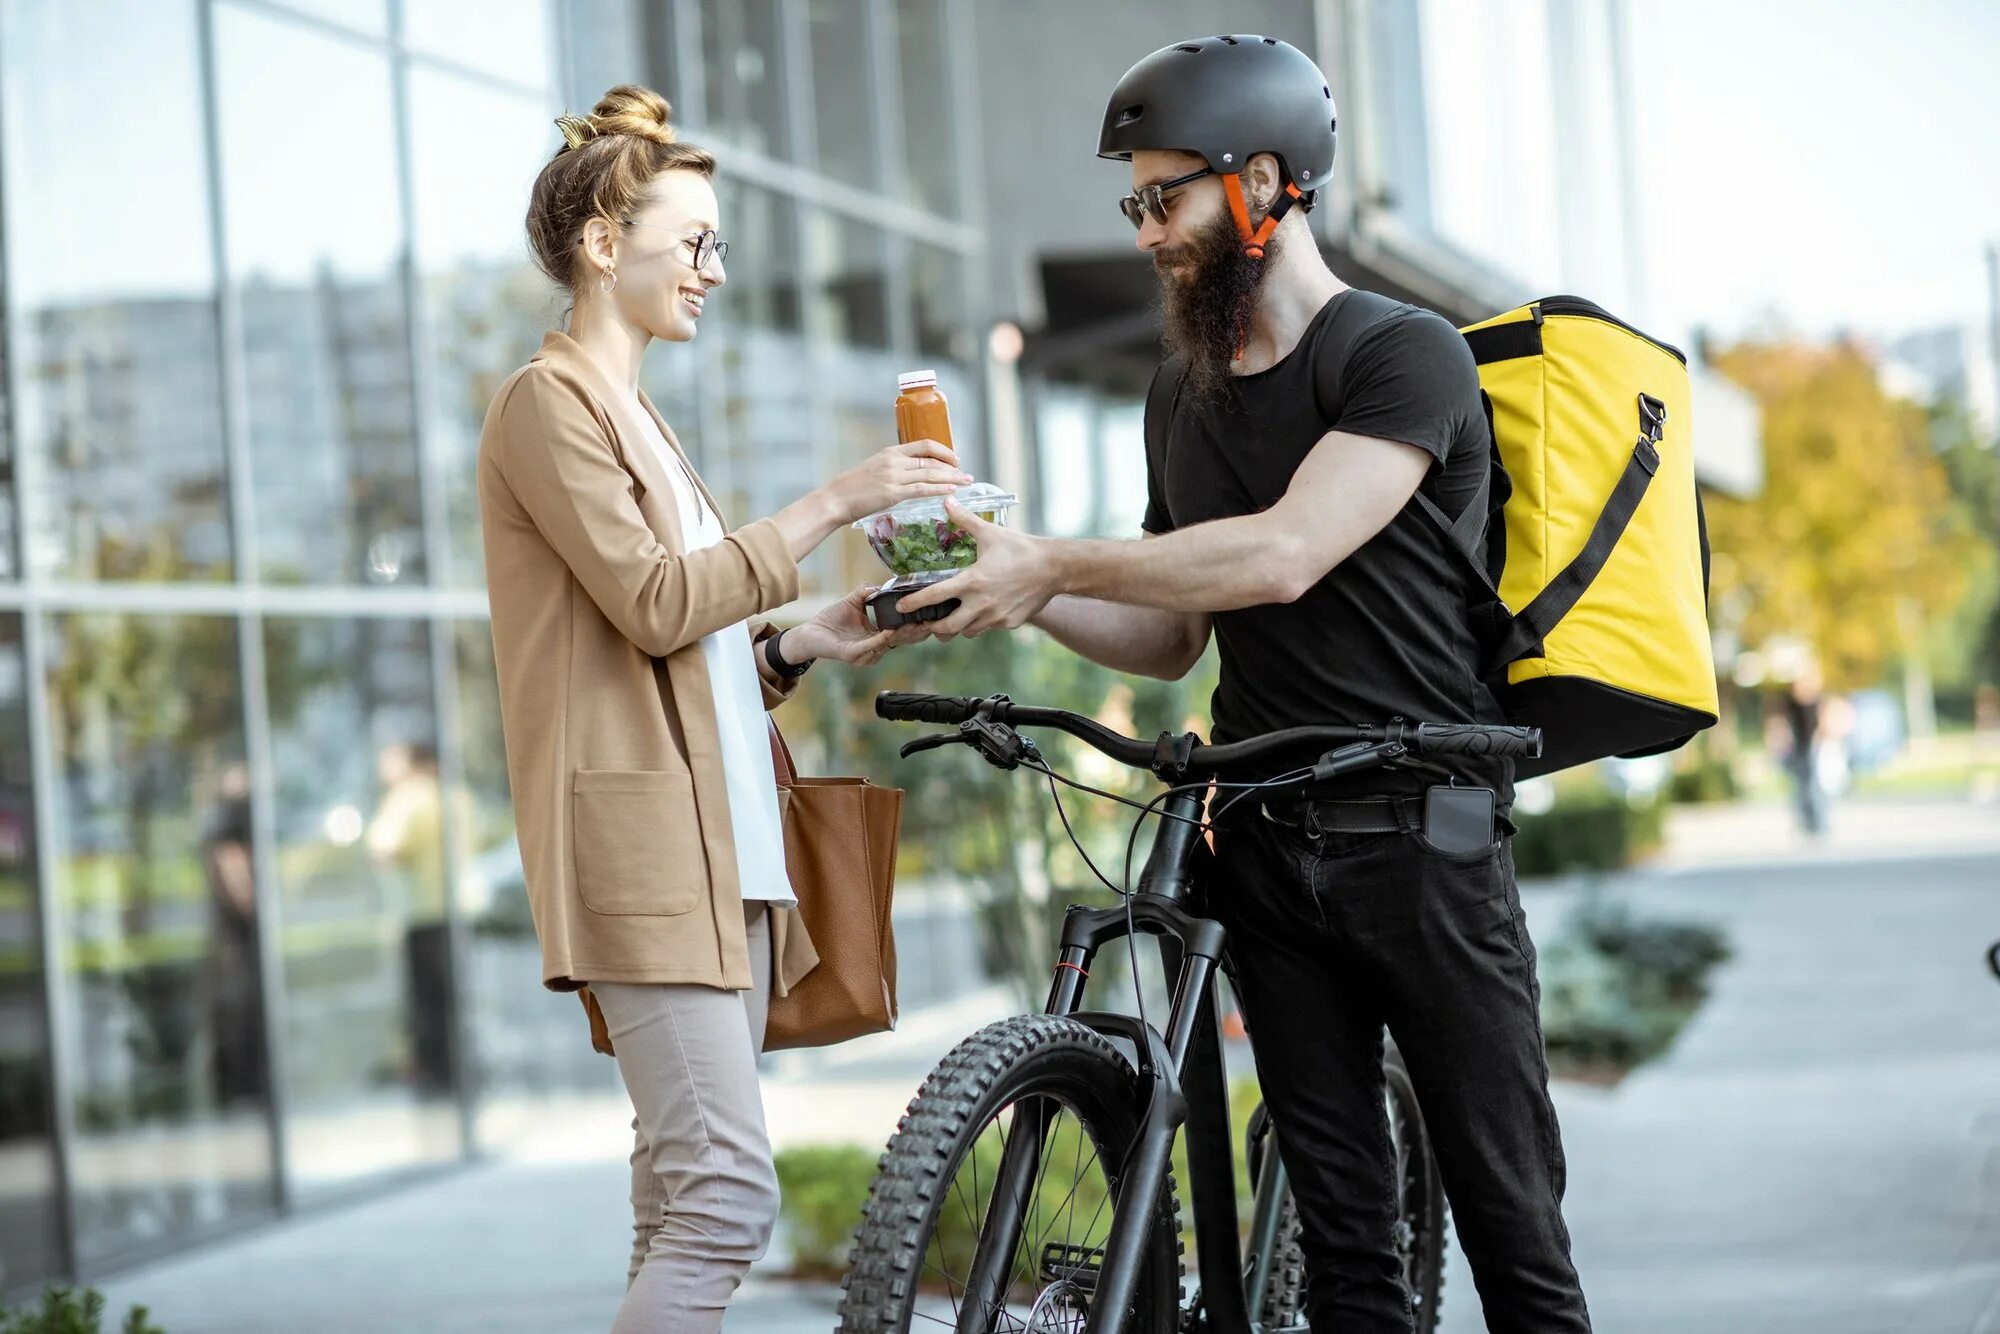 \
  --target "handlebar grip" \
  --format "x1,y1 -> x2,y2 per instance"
875,692 -> 982,725
1410,722 -> 1543,760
